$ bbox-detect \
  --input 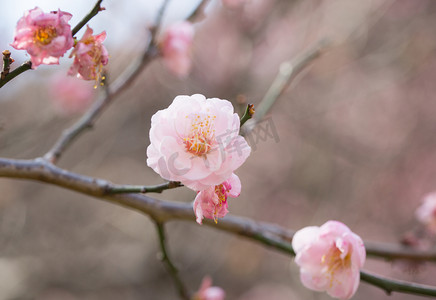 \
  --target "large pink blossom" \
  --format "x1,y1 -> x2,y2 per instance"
416,193 -> 436,232
193,276 -> 225,300
194,173 -> 241,224
147,94 -> 251,191
160,21 -> 194,77
68,25 -> 108,82
11,7 -> 74,68
292,221 -> 366,300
